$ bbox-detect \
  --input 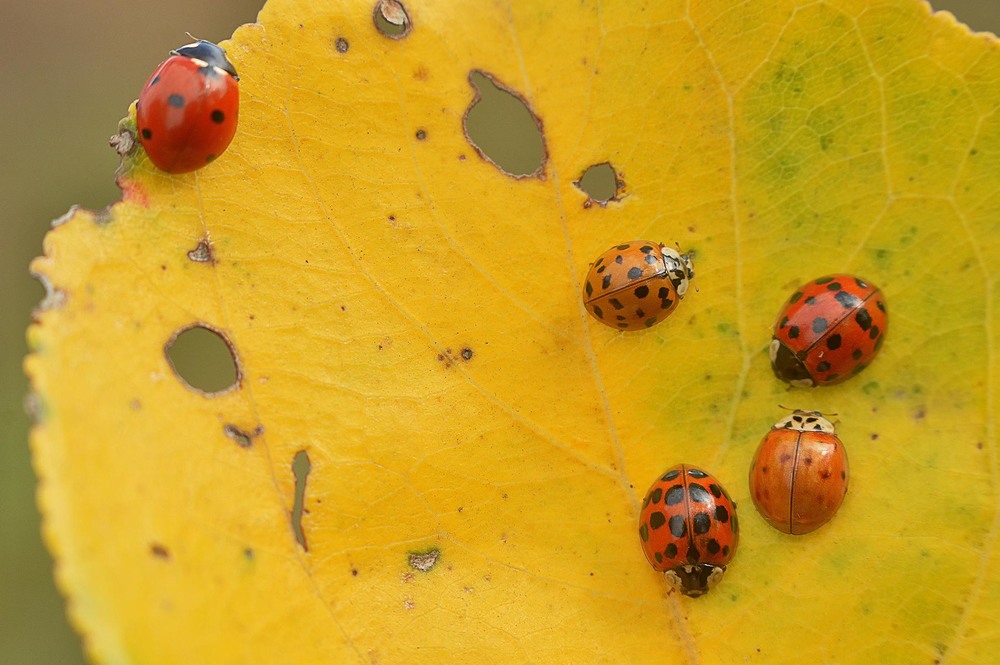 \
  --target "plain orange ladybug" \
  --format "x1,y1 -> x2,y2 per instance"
748,410 -> 848,535
583,241 -> 694,331
638,464 -> 738,597
770,274 -> 888,387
